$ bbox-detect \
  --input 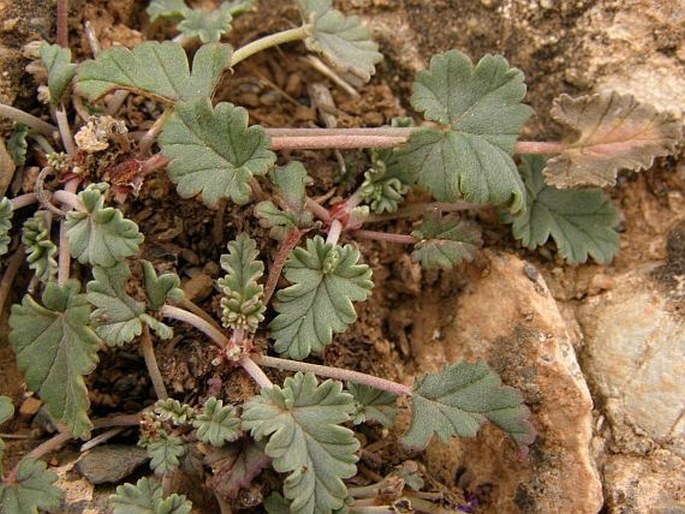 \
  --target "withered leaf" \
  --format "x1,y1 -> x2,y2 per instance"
544,92 -> 681,188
